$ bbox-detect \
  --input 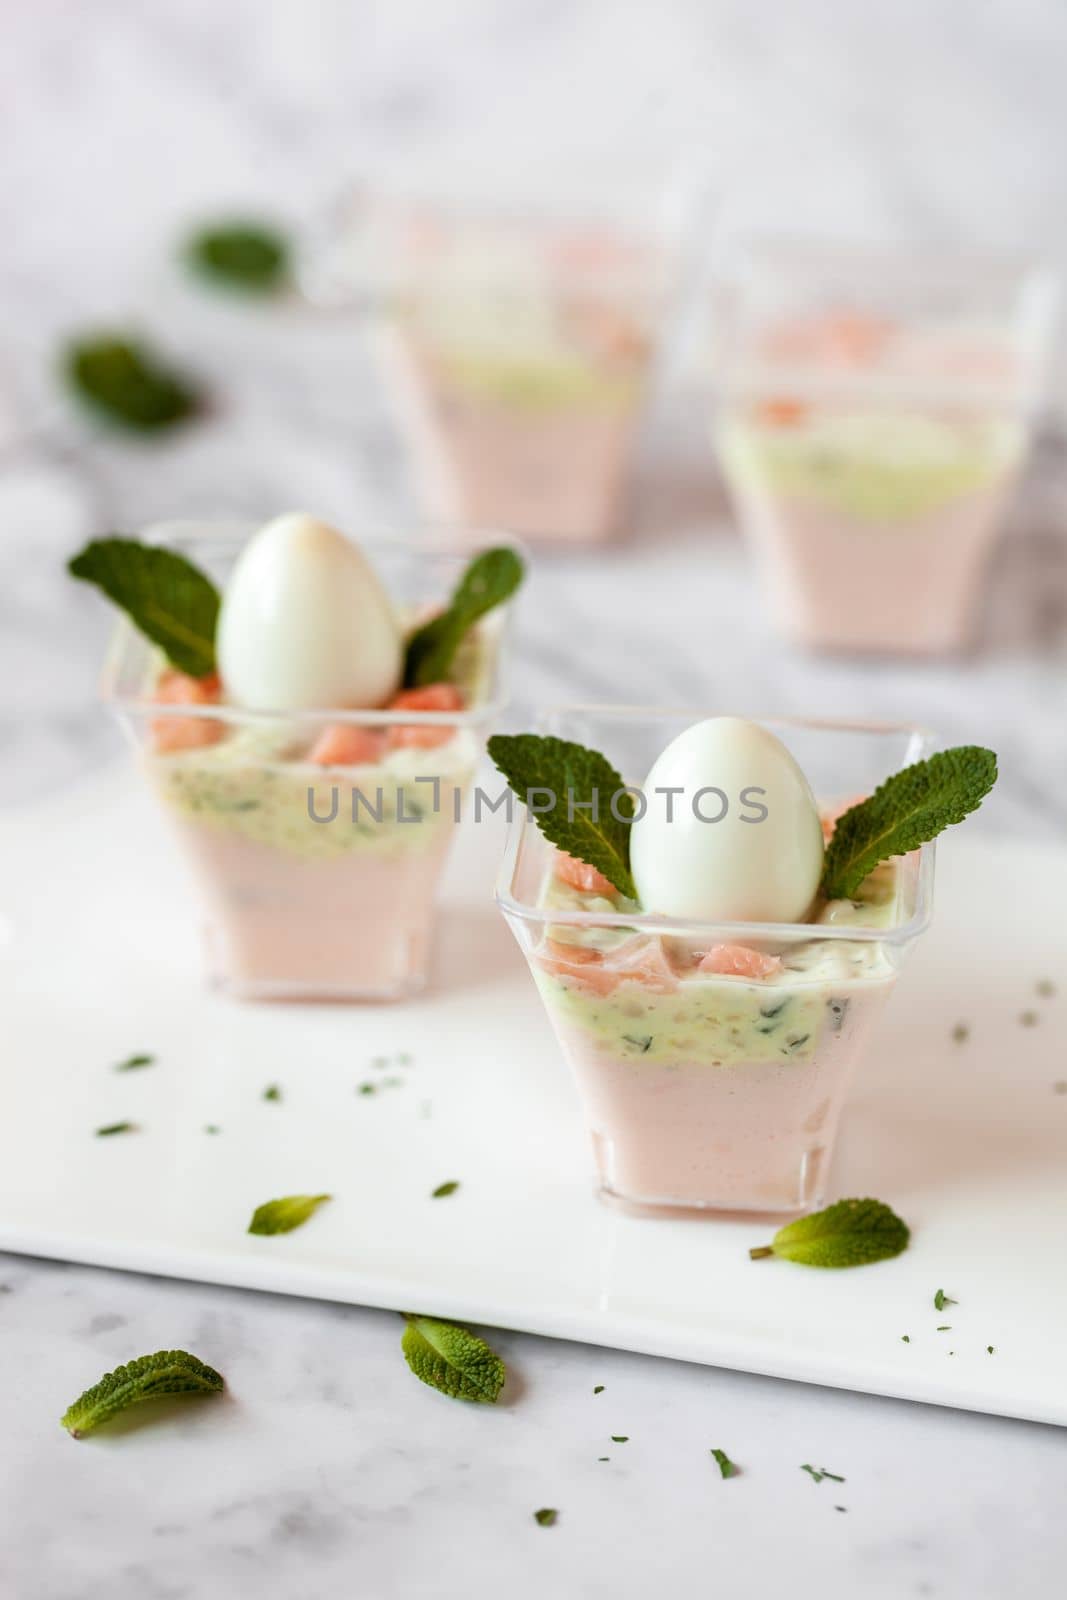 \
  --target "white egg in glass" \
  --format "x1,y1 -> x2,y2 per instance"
629,716 -> 824,923
217,512 -> 403,711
